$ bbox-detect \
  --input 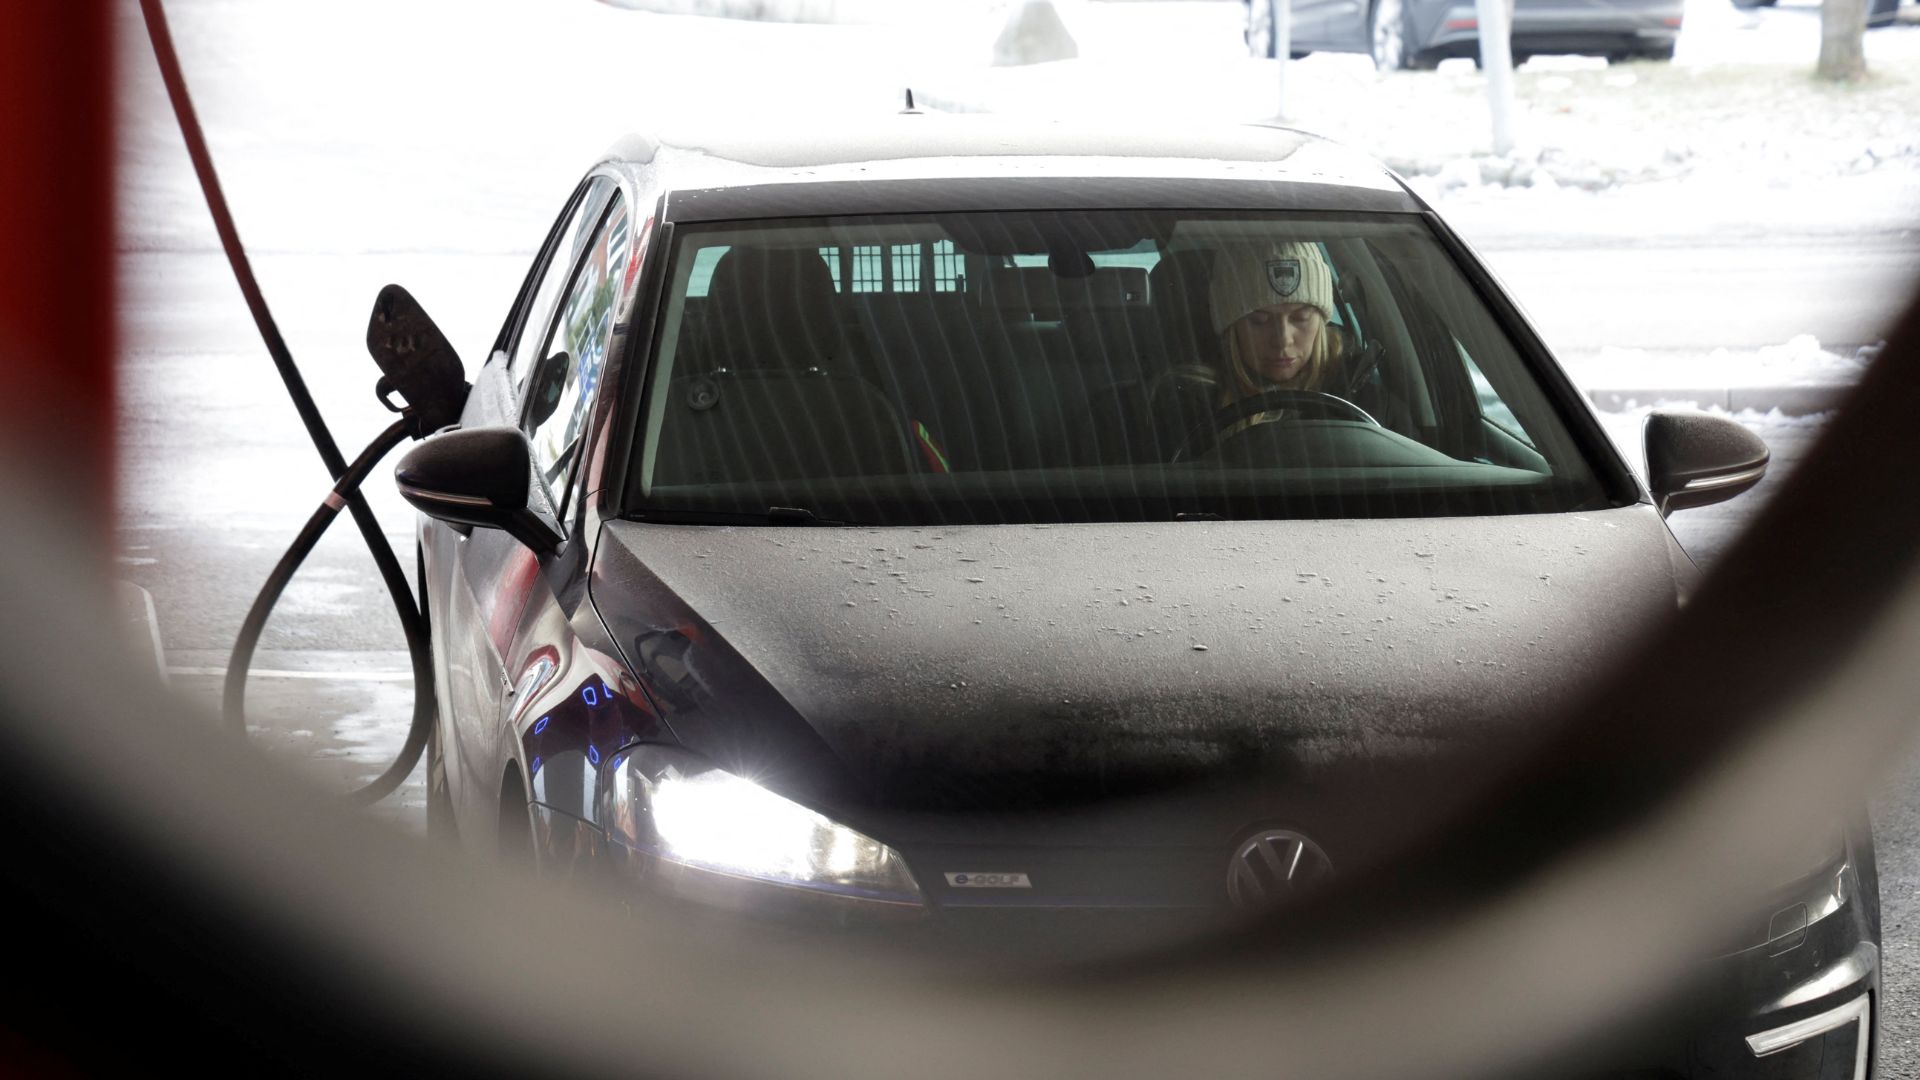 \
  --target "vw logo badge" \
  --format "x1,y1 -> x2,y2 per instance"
1226,828 -> 1332,910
